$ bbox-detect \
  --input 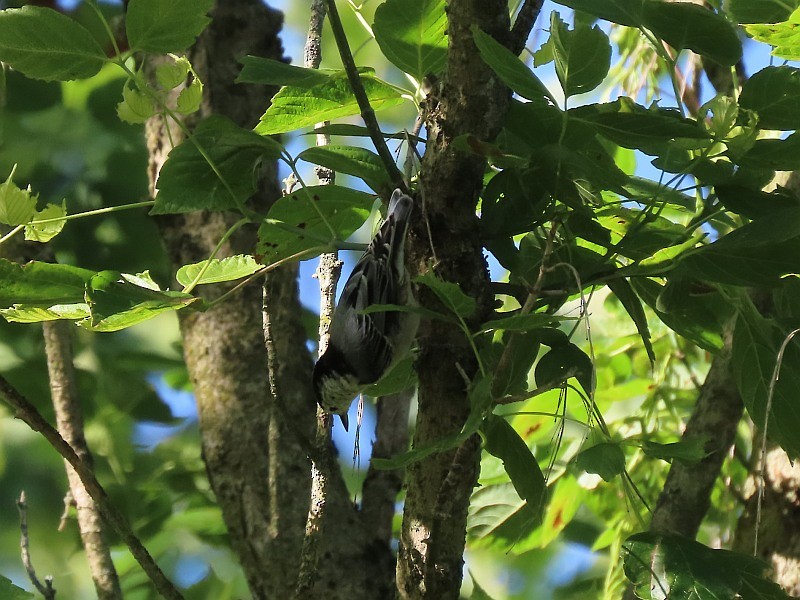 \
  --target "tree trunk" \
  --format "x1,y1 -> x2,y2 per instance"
398,2 -> 513,597
143,2 -> 316,597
